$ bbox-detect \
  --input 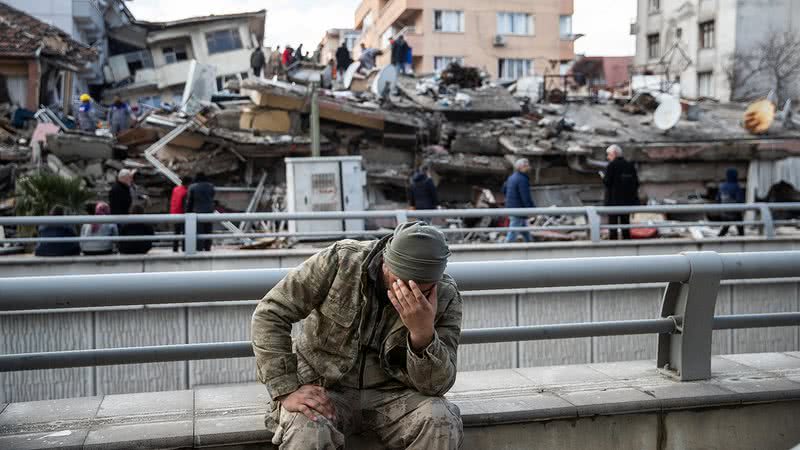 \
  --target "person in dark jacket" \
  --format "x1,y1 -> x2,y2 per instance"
391,36 -> 409,74
335,42 -> 352,80
502,158 -> 535,243
603,145 -> 639,240
118,205 -> 154,254
407,165 -> 438,220
717,168 -> 746,237
250,46 -> 266,77
187,173 -> 216,251
35,206 -> 81,257
109,169 -> 135,216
